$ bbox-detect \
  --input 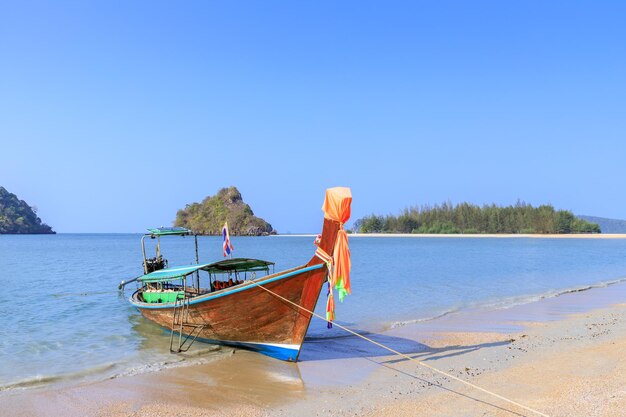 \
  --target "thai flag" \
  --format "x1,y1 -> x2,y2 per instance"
222,222 -> 234,257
